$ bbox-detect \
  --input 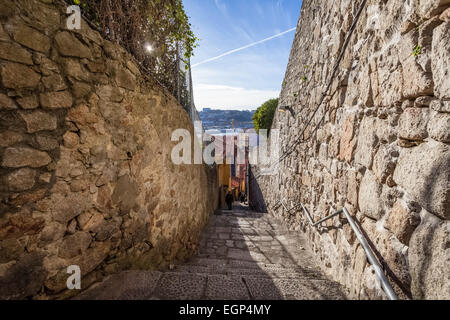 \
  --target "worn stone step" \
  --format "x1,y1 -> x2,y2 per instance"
228,260 -> 279,269
227,267 -> 326,280
242,276 -> 347,300
172,258 -> 324,274
186,257 -> 229,267
186,257 -> 292,269
168,265 -> 326,280
74,270 -> 162,300
74,203 -> 347,300
76,270 -> 345,300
